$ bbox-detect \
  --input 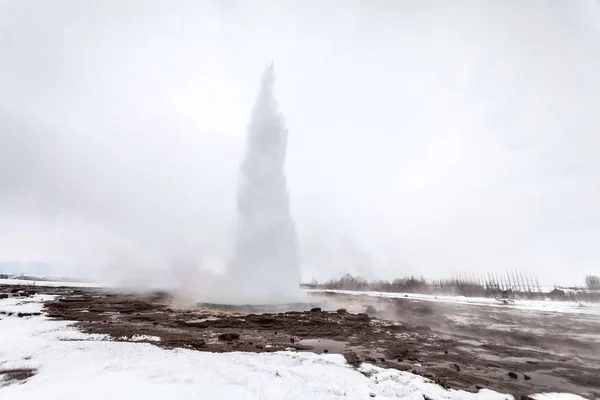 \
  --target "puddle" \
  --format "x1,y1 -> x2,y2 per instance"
298,339 -> 347,354
524,371 -> 586,394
